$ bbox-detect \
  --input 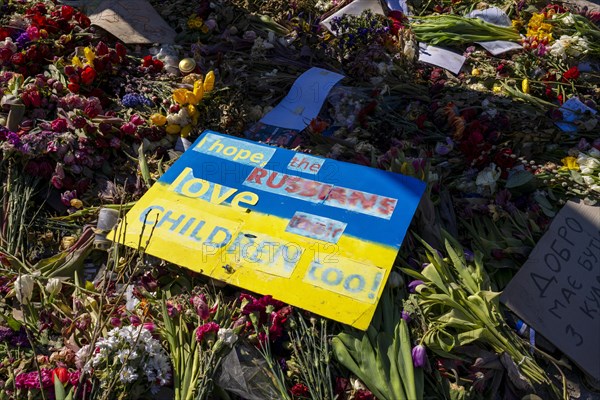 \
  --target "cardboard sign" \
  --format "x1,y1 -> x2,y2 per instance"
501,200 -> 600,380
113,130 -> 425,329
88,0 -> 176,44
